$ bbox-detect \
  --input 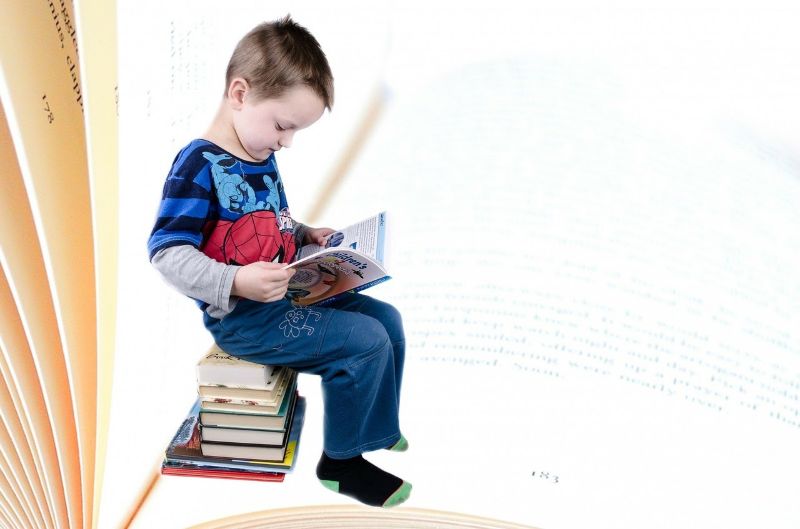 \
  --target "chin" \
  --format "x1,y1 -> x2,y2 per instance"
251,150 -> 272,161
